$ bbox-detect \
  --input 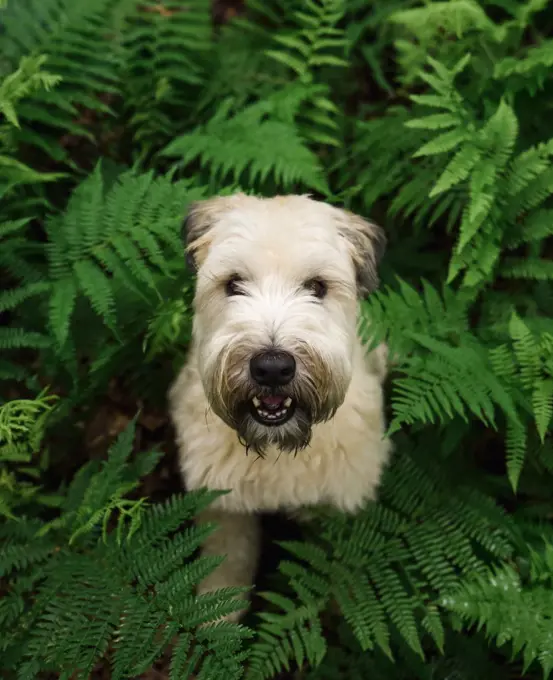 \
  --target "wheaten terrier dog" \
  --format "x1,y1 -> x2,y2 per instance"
169,193 -> 392,620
